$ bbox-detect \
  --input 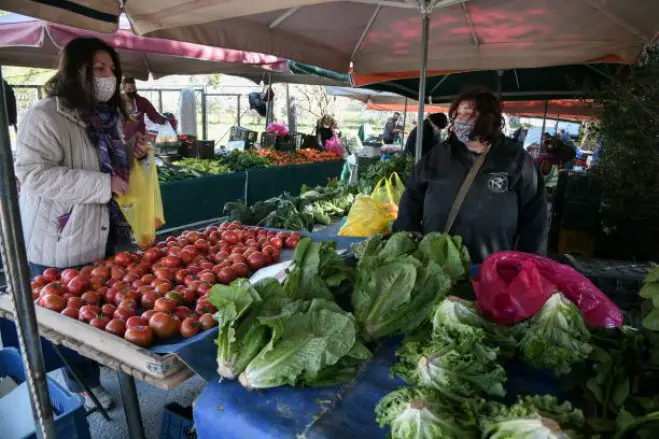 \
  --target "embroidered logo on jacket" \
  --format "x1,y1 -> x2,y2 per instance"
487,173 -> 508,193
